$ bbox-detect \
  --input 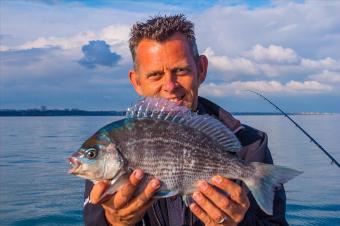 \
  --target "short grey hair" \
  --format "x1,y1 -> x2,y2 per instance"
129,14 -> 199,68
